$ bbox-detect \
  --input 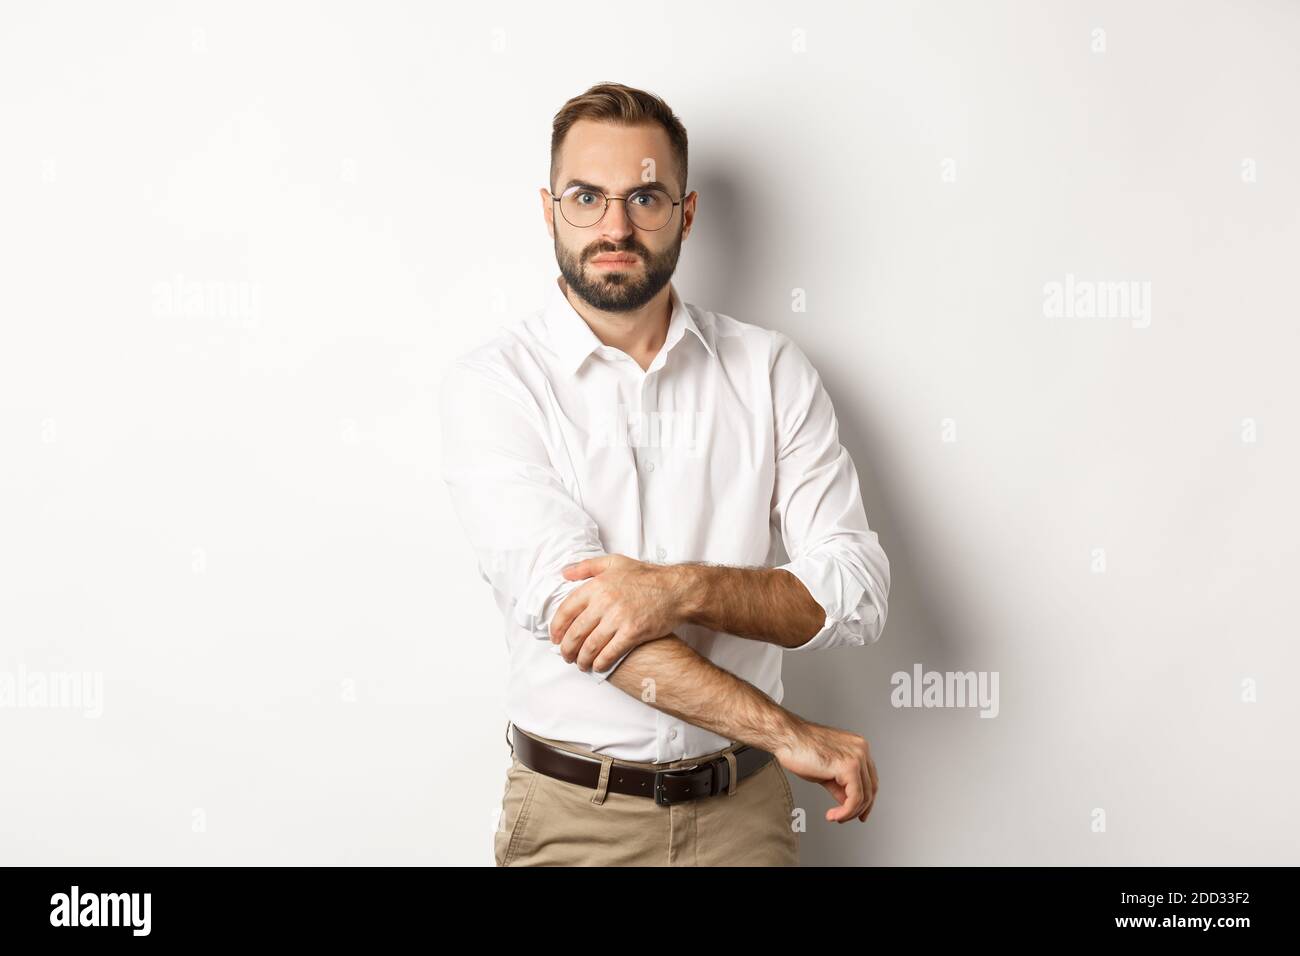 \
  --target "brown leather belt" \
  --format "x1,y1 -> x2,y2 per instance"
510,723 -> 775,806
